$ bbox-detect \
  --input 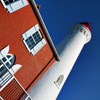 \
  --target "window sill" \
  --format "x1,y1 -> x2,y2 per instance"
1,0 -> 28,13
